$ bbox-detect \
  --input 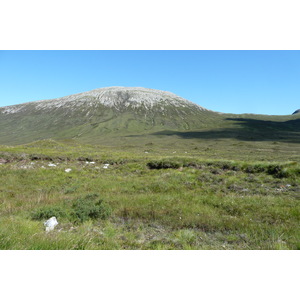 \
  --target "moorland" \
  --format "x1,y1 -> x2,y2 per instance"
0,131 -> 299,250
0,87 -> 299,249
